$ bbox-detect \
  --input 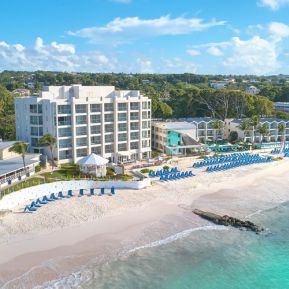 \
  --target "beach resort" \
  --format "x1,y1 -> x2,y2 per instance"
1,86 -> 289,287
